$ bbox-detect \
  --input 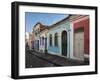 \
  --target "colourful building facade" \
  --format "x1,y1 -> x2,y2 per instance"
69,15 -> 89,61
39,28 -> 48,53
30,15 -> 89,61
47,16 -> 73,59
32,22 -> 48,52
